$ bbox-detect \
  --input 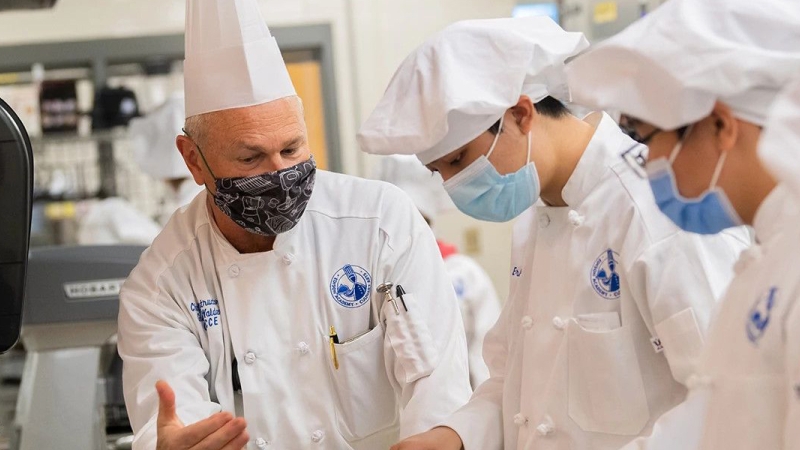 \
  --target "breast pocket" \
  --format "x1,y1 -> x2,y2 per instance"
326,325 -> 398,441
567,314 -> 650,435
